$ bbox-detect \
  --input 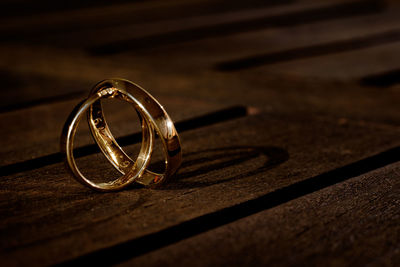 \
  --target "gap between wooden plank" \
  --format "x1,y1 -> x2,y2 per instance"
360,68 -> 400,88
0,106 -> 248,177
215,29 -> 400,71
57,146 -> 400,266
0,0 -> 293,39
87,0 -> 383,55
122,162 -> 400,266
1,111 -> 398,266
0,91 -> 86,114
